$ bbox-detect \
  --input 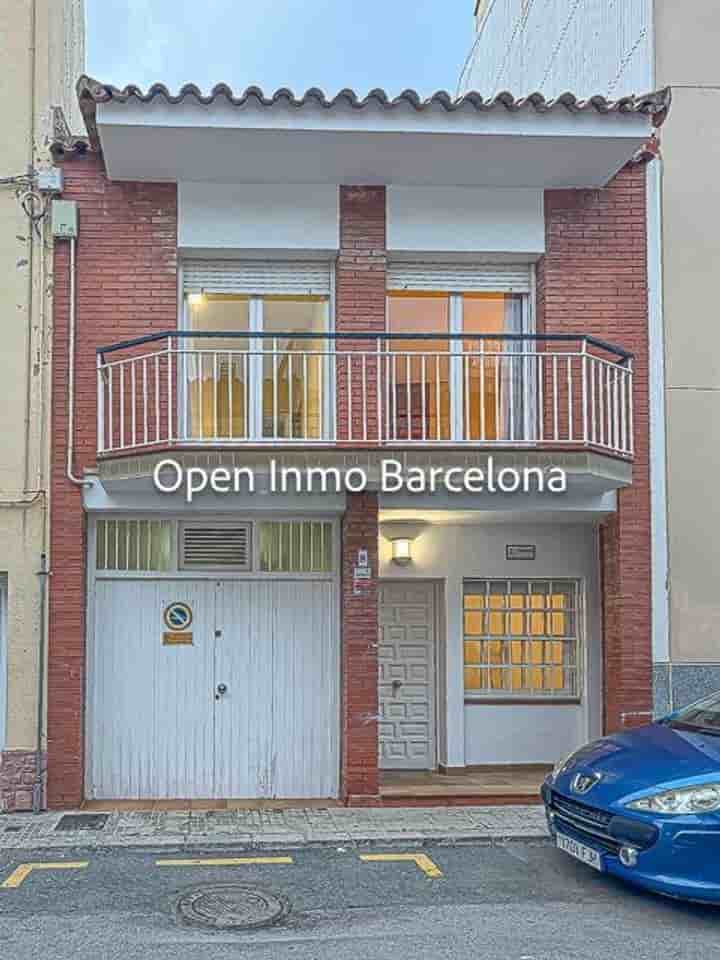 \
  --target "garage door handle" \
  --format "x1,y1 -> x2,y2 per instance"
216,683 -> 228,700
392,680 -> 402,694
